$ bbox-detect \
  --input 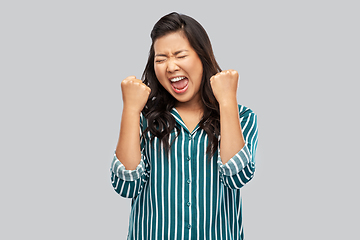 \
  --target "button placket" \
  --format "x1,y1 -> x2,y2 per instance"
189,132 -> 199,233
184,133 -> 193,232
